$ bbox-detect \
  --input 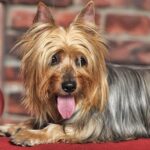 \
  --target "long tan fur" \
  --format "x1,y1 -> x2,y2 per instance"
15,2 -> 108,125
